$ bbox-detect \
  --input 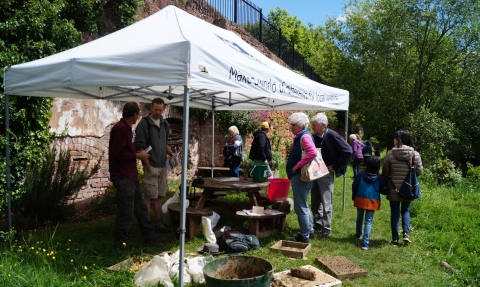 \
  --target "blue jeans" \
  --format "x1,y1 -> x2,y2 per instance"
390,201 -> 411,241
356,208 -> 375,247
230,160 -> 241,177
290,174 -> 314,239
353,158 -> 362,177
